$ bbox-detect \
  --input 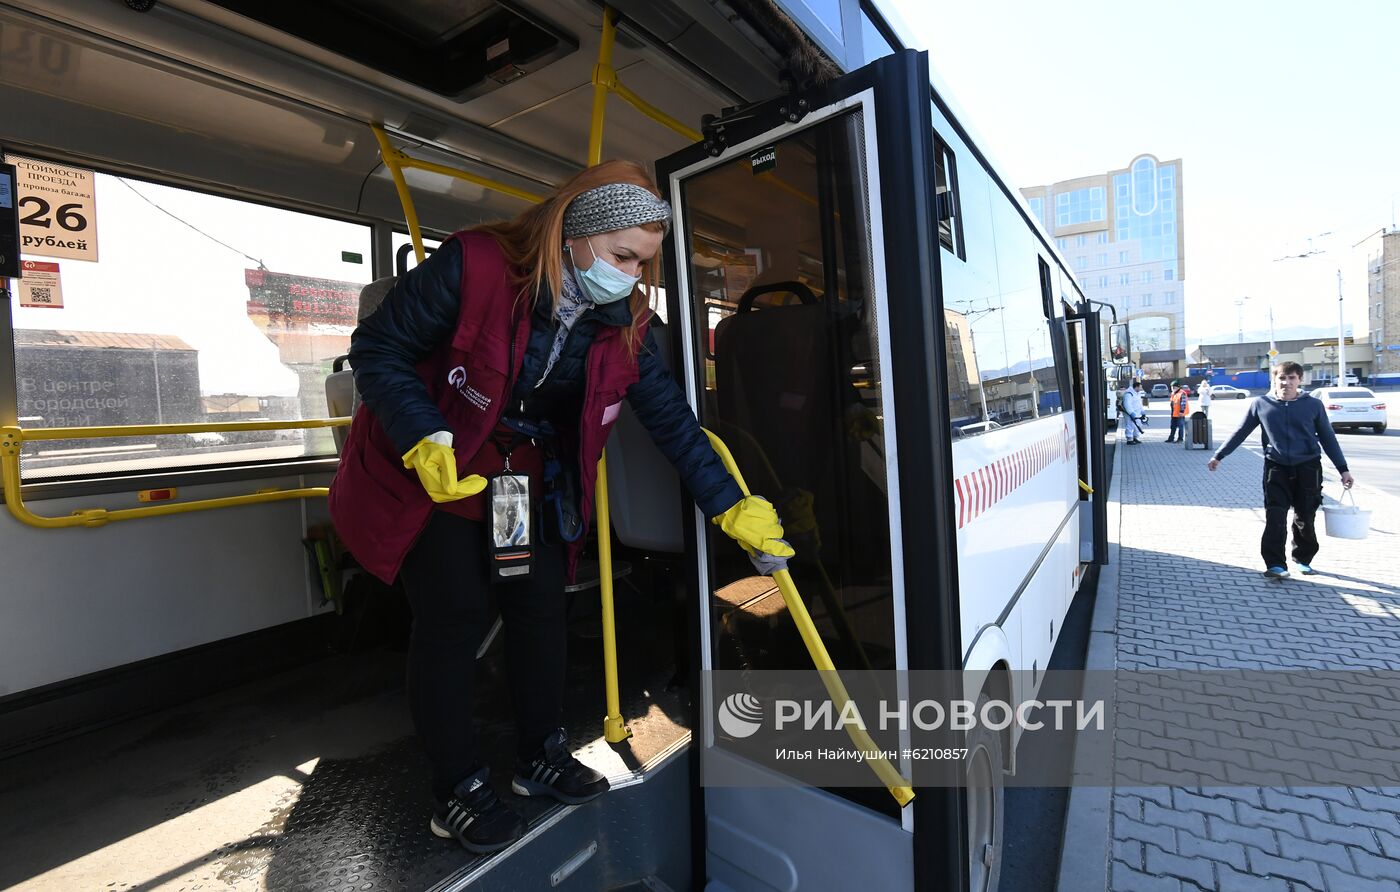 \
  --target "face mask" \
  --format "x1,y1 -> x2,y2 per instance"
571,237 -> 640,305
